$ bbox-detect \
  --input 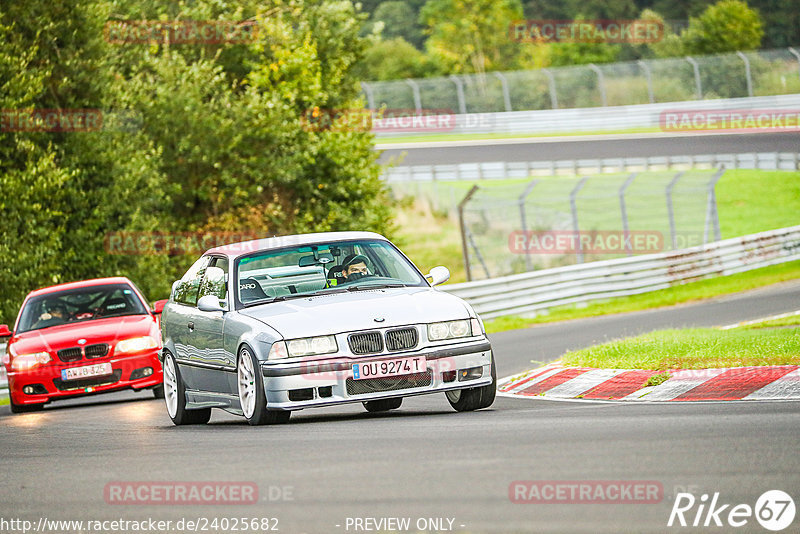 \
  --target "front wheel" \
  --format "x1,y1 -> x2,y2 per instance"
163,352 -> 211,425
8,392 -> 45,414
446,356 -> 496,412
152,385 -> 165,399
237,346 -> 290,426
